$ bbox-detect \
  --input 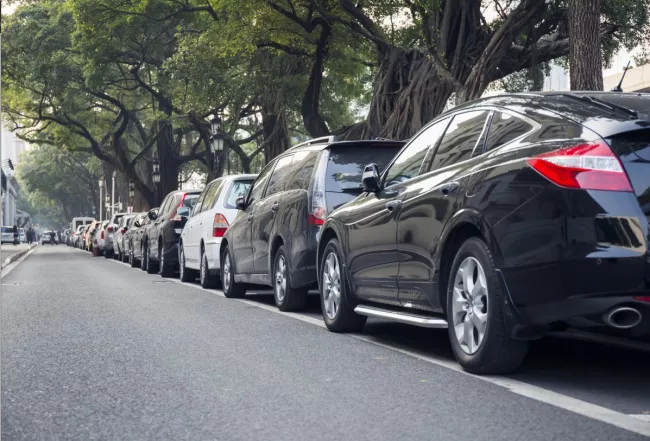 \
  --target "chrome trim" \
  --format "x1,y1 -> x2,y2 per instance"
354,305 -> 448,328
603,306 -> 642,329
